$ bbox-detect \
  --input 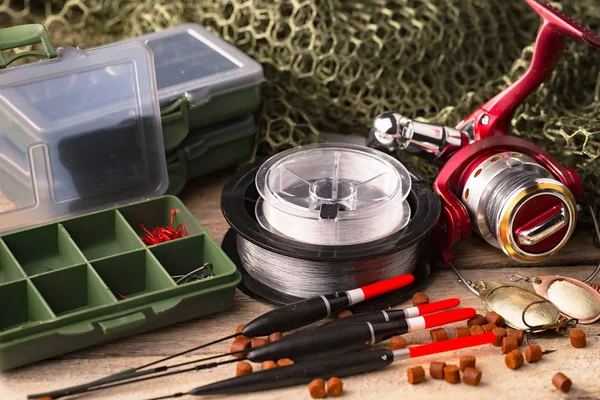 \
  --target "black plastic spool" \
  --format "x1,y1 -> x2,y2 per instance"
221,160 -> 442,312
